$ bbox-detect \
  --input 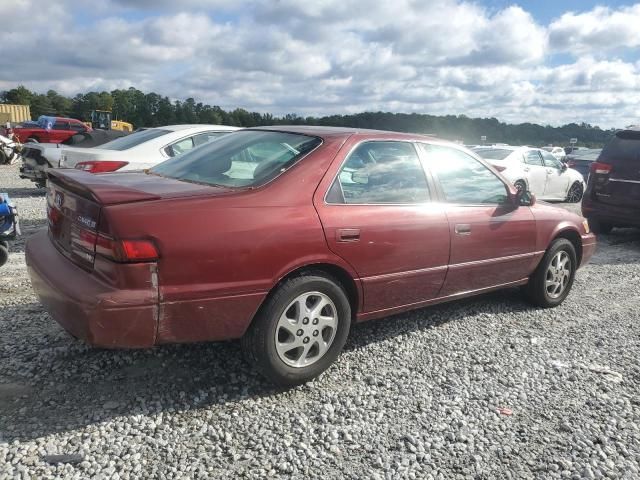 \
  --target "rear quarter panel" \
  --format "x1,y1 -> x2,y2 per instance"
102,133 -> 357,343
